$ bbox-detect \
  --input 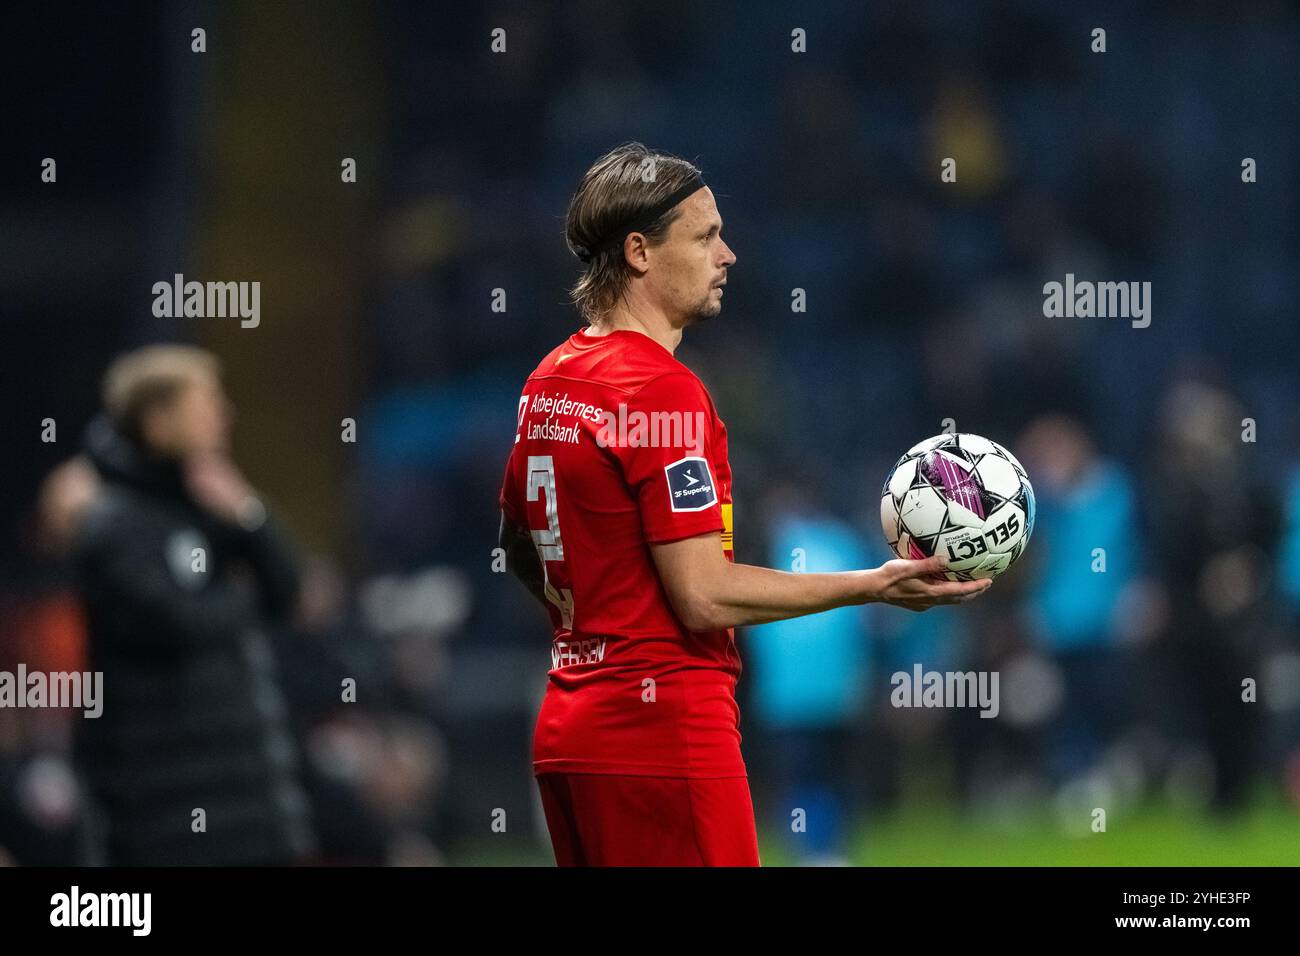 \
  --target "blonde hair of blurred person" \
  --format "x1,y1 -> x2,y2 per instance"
103,344 -> 230,456
101,344 -> 263,531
